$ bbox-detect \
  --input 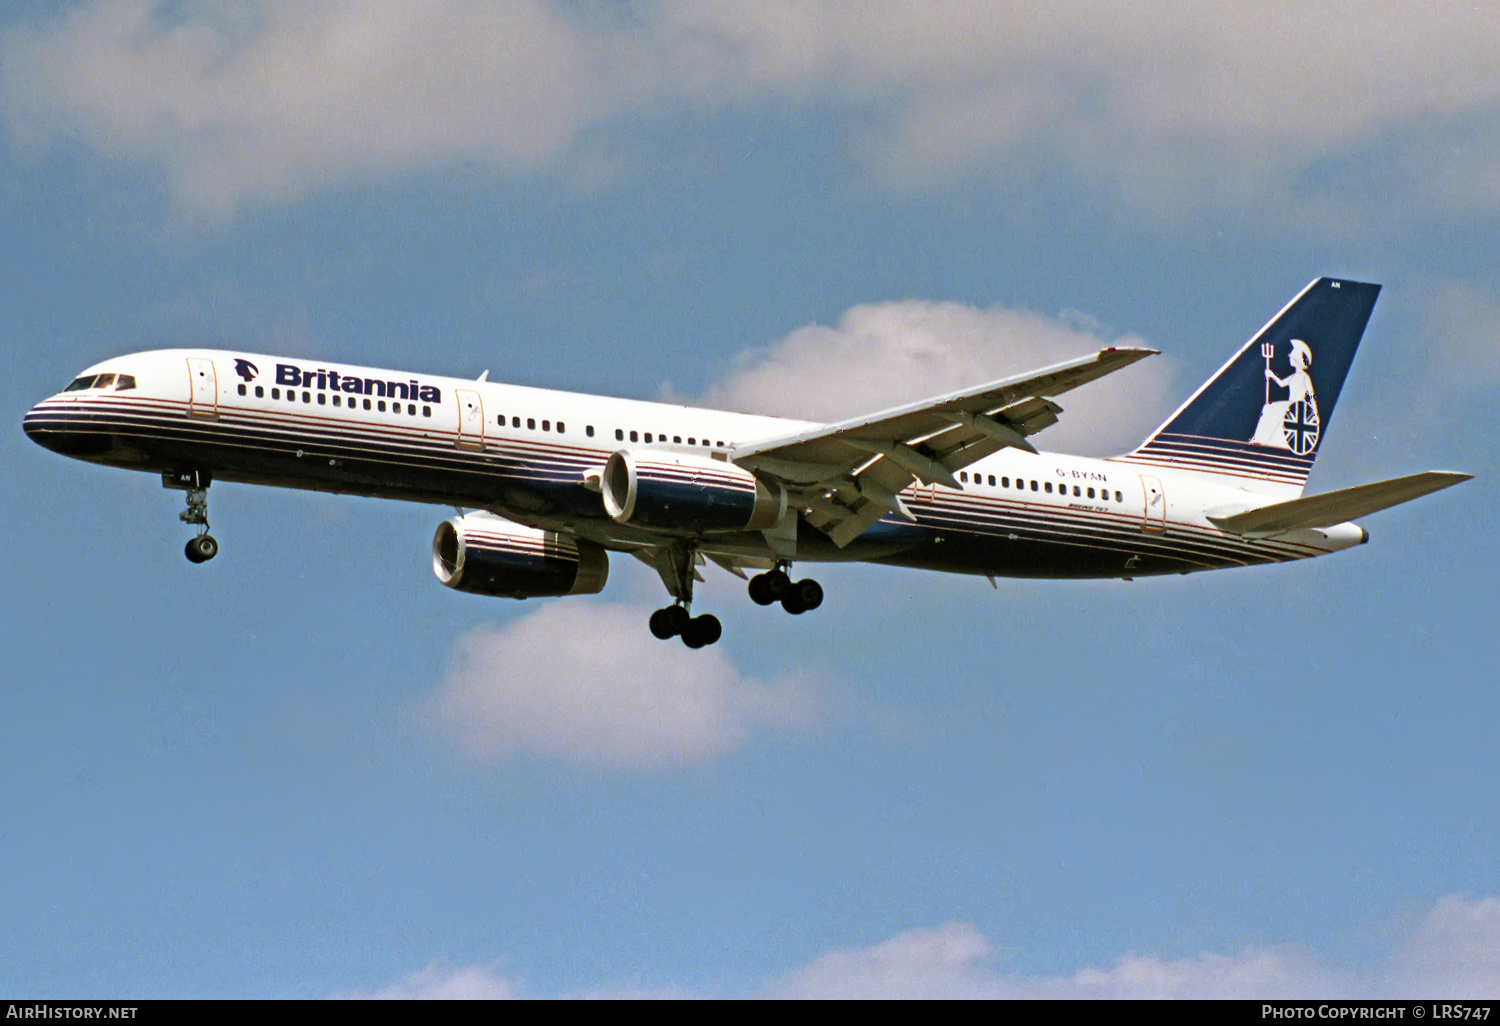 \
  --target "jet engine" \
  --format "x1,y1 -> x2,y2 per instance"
432,513 -> 608,599
601,450 -> 786,532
